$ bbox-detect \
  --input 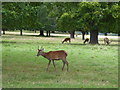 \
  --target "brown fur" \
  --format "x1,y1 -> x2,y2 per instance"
104,37 -> 110,45
37,49 -> 69,71
62,38 -> 71,44
42,50 -> 67,60
84,38 -> 89,44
